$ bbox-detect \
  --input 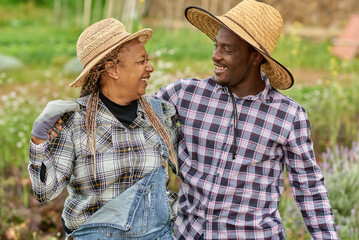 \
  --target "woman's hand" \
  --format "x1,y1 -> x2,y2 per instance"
31,100 -> 79,144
